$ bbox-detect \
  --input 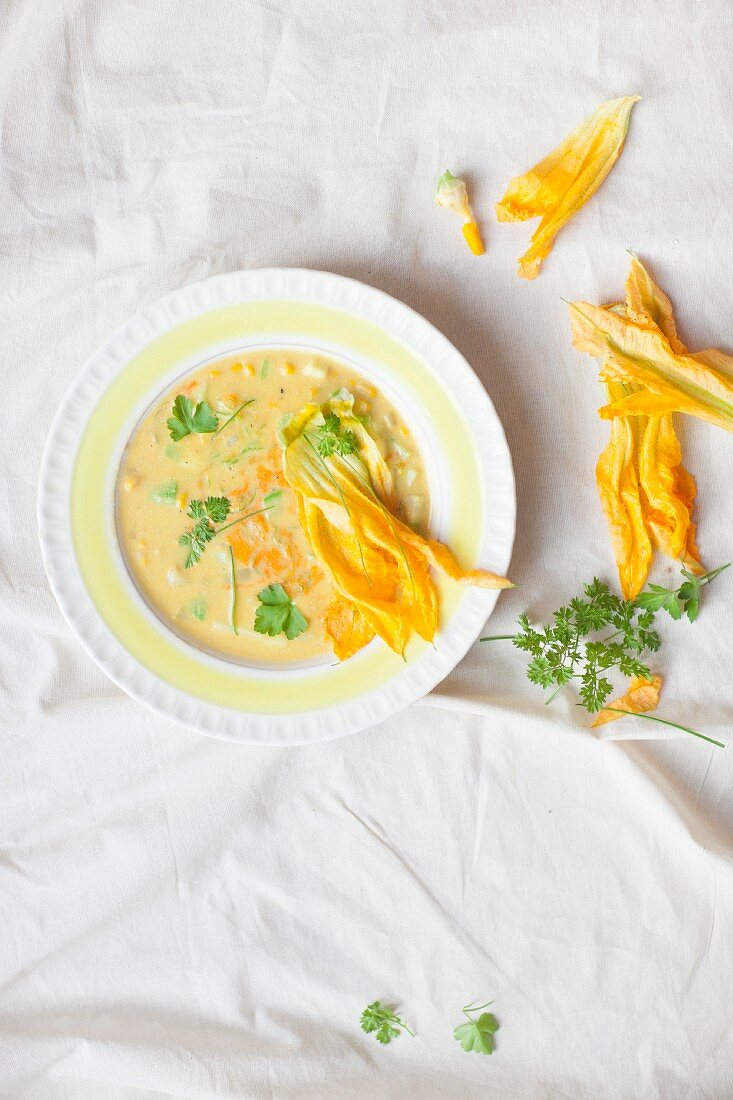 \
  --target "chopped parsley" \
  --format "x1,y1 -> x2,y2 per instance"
359,1001 -> 414,1045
